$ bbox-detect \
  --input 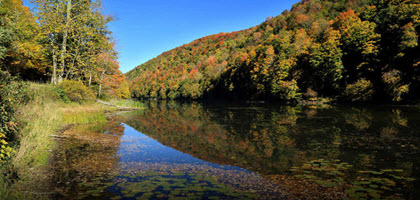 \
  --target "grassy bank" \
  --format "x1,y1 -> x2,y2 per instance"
108,99 -> 145,109
1,83 -> 122,199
